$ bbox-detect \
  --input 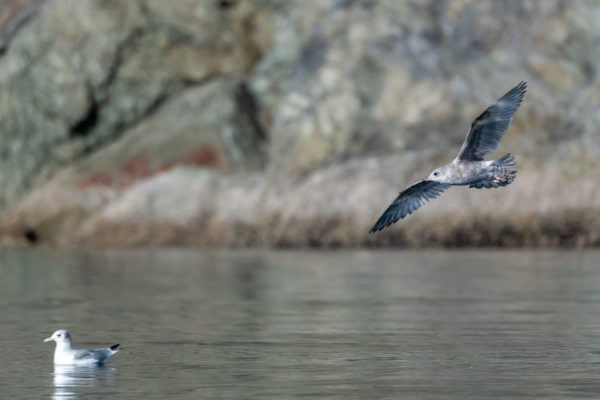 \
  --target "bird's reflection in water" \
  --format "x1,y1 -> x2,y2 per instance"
52,364 -> 116,400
